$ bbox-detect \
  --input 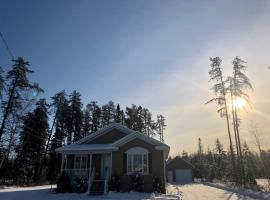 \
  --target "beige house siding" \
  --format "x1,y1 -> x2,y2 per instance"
111,138 -> 165,192
86,129 -> 127,144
